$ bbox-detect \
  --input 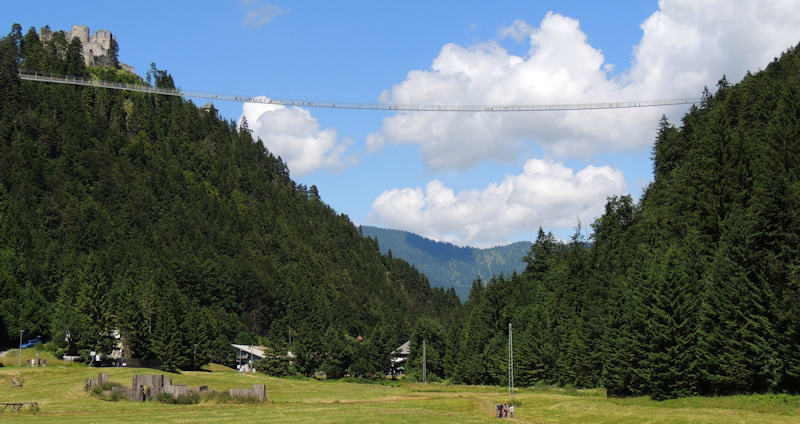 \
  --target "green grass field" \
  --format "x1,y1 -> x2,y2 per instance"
1,349 -> 799,423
